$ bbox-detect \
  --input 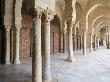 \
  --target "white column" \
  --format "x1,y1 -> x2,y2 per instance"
90,33 -> 93,52
14,27 -> 21,64
108,35 -> 110,49
83,31 -> 87,55
63,32 -> 66,53
108,27 -> 110,49
80,35 -> 83,50
42,13 -> 53,82
5,26 -> 11,64
32,10 -> 42,82
65,22 -> 75,62
97,36 -> 100,49
73,34 -> 77,51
